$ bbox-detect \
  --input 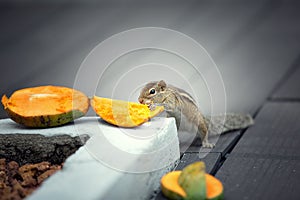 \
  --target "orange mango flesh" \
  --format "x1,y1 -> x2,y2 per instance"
161,171 -> 187,198
161,171 -> 223,200
2,86 -> 89,116
91,96 -> 164,127
206,173 -> 223,199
